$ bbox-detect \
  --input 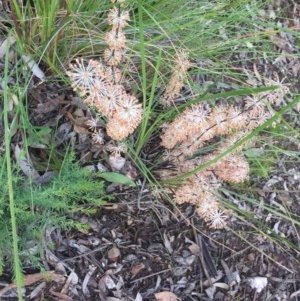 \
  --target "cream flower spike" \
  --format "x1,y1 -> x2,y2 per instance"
111,0 -> 126,3
160,51 -> 191,107
66,59 -> 105,96
205,209 -> 228,229
107,7 -> 130,28
105,29 -> 126,49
